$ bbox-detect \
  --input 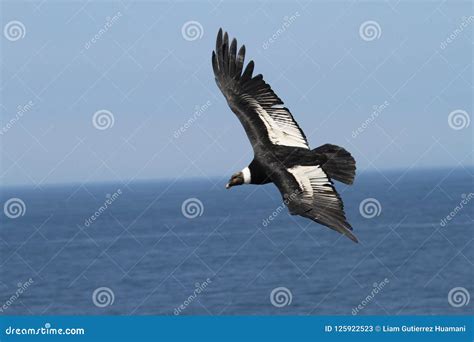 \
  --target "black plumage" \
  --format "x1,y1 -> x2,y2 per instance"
212,29 -> 358,243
